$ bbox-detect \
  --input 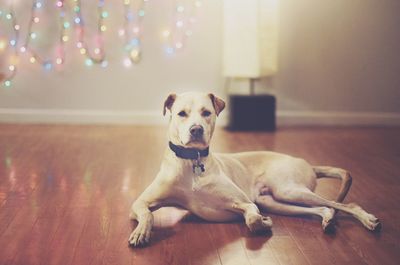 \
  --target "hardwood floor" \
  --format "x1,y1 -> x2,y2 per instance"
0,124 -> 399,265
